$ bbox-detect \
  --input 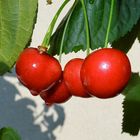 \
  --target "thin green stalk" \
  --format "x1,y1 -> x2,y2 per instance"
41,0 -> 70,48
59,1 -> 77,62
81,0 -> 90,56
104,0 -> 115,48
58,15 -> 71,62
